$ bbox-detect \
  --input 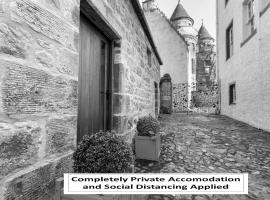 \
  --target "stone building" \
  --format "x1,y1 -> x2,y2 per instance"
0,0 -> 162,199
217,0 -> 270,131
143,0 -> 189,112
143,0 -> 217,112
